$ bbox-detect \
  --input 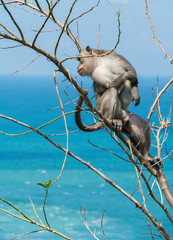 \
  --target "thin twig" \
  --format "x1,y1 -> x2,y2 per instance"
88,139 -> 132,163
9,229 -> 45,240
101,208 -> 107,240
128,141 -> 147,210
29,195 -> 44,225
147,78 -> 173,122
1,0 -> 24,39
0,110 -> 76,136
145,0 -> 173,64
43,189 -> 50,228
46,97 -> 79,110
51,70 -> 69,184
11,54 -> 40,75
67,0 -> 100,28
97,24 -> 100,50
0,22 -> 18,37
80,203 -> 100,240
54,0 -> 78,56
148,218 -> 155,240
32,0 -> 59,46
0,44 -> 22,49
48,129 -> 79,136
0,197 -> 72,239
0,197 -> 32,222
